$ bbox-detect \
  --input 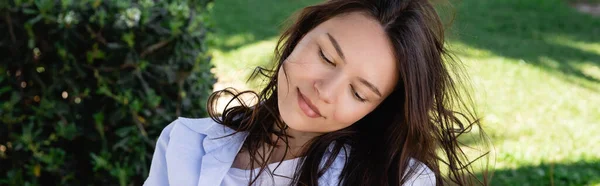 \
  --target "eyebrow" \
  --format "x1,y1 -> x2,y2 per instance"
326,33 -> 345,61
326,33 -> 382,98
358,78 -> 382,97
